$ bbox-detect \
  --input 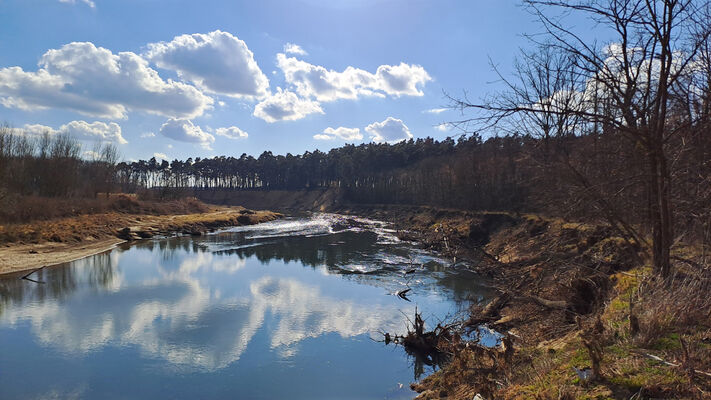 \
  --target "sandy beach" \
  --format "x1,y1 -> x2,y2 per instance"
0,207 -> 281,276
